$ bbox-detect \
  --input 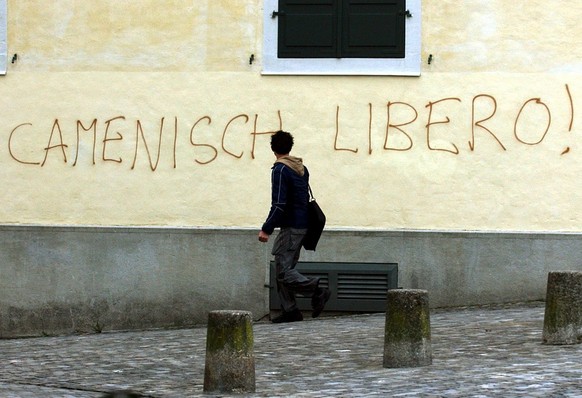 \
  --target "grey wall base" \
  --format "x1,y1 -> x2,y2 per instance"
1,226 -> 580,338
0,226 -> 269,338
